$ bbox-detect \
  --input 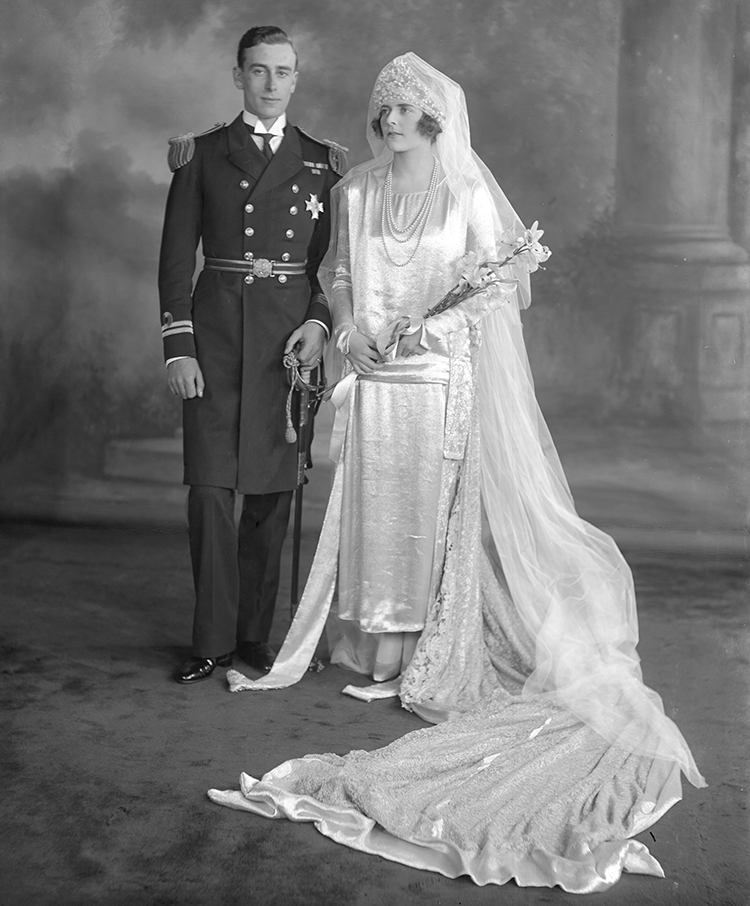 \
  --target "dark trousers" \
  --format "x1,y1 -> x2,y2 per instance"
187,485 -> 294,657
